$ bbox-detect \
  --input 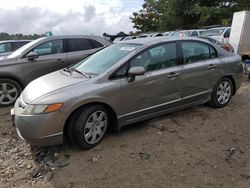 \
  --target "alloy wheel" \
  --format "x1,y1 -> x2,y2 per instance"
216,81 -> 232,105
0,83 -> 18,105
84,111 -> 108,144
